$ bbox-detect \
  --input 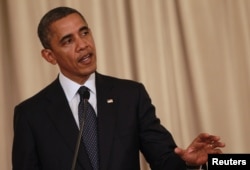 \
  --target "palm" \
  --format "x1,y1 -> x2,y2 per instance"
182,145 -> 209,165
